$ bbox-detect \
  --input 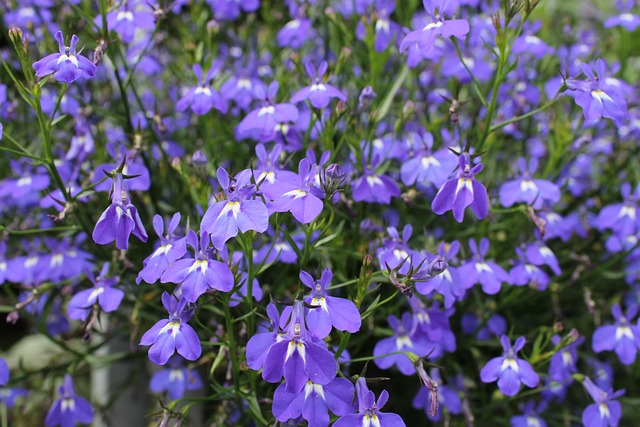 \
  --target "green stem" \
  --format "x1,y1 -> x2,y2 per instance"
489,95 -> 560,133
451,38 -> 488,108
49,83 -> 67,127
